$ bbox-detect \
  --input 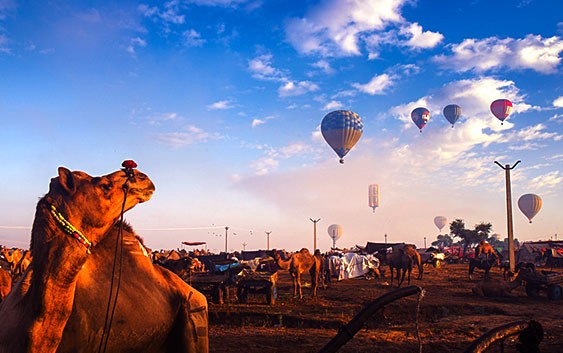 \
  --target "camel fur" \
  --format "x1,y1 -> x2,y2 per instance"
0,269 -> 11,302
0,166 -> 208,353
472,270 -> 527,298
387,248 -> 413,288
403,245 -> 423,280
274,248 -> 320,299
